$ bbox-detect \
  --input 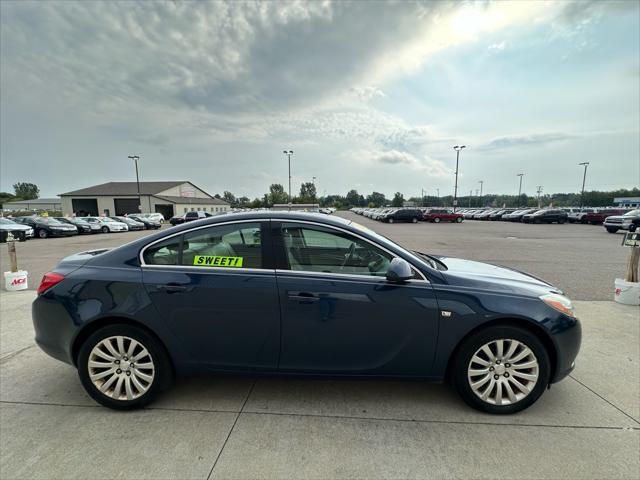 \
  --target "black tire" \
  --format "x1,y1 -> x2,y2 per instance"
630,225 -> 637,233
77,324 -> 173,410
434,217 -> 441,223
38,229 -> 48,239
606,227 -> 618,233
451,324 -> 550,414
388,218 -> 394,224
101,226 -> 109,233
411,217 -> 418,223
455,217 -> 463,223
